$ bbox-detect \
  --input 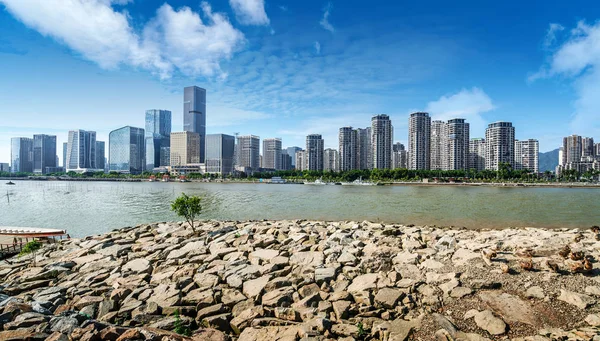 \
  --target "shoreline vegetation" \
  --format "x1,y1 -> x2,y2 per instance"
1,220 -> 600,340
